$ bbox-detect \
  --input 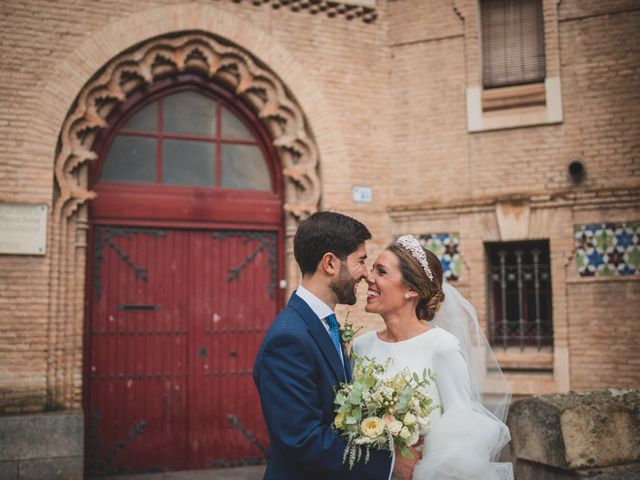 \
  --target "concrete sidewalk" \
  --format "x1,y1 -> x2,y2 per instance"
88,466 -> 265,480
